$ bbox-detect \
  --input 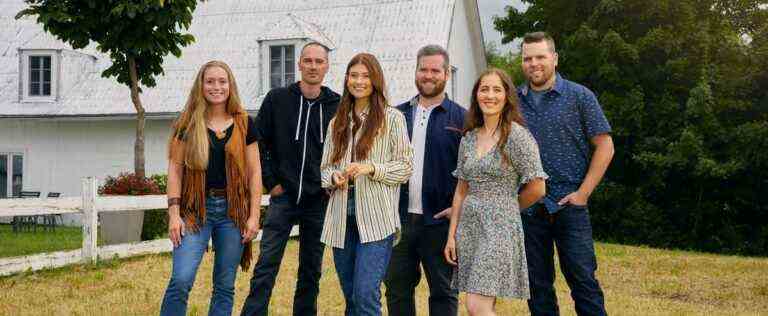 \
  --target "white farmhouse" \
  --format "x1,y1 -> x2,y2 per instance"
0,0 -> 486,210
